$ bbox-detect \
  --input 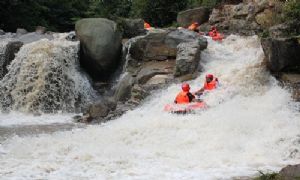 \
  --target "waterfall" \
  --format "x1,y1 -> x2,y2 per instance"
0,35 -> 299,179
0,34 -> 96,113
